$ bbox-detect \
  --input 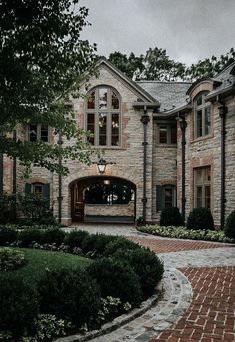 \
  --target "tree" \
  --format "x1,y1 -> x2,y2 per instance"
0,0 -> 97,175
108,51 -> 144,80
